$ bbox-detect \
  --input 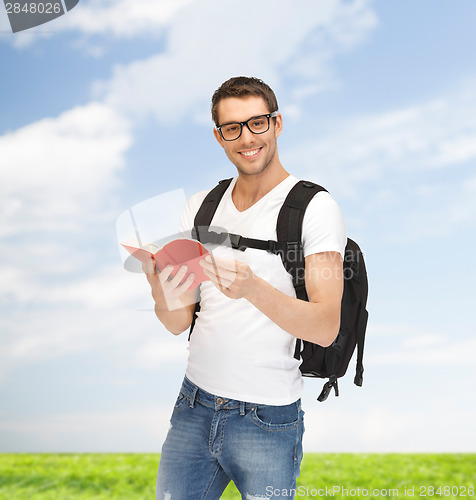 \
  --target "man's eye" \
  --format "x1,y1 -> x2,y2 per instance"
226,125 -> 239,132
252,119 -> 266,127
